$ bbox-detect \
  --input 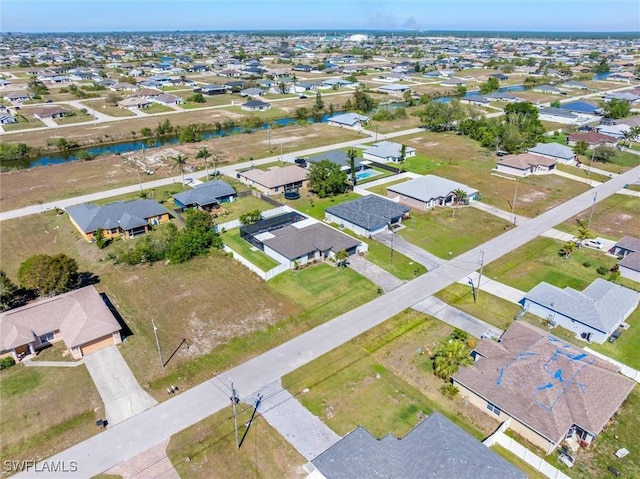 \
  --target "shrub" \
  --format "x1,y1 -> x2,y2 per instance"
596,265 -> 609,275
0,357 -> 16,370
608,271 -> 621,282
440,383 -> 459,399
583,261 -> 592,268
